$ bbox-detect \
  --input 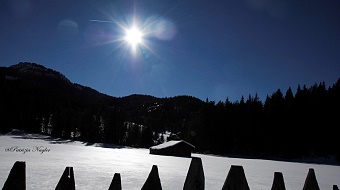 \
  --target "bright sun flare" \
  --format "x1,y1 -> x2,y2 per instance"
124,27 -> 143,47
